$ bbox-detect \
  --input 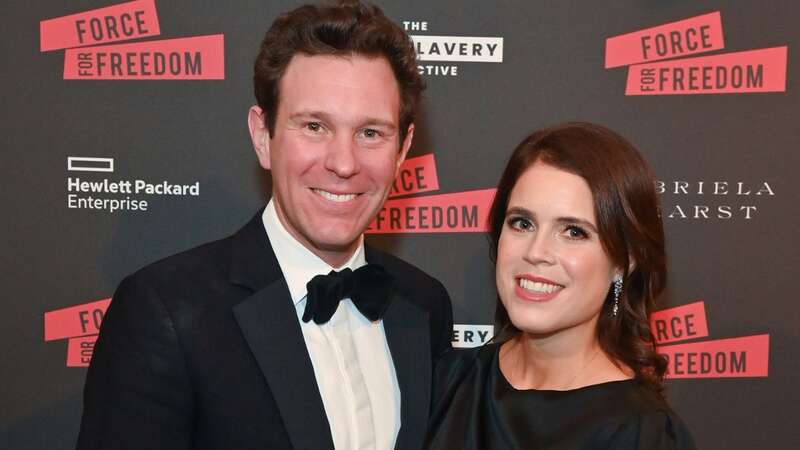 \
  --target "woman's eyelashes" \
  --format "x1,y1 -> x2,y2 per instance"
506,214 -> 591,241
507,215 -> 534,232
562,224 -> 589,240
